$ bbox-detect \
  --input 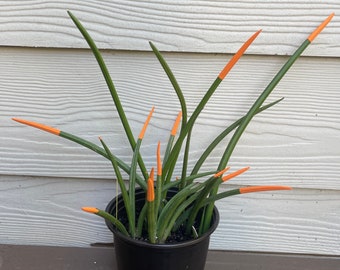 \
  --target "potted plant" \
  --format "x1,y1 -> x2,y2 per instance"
12,11 -> 334,270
